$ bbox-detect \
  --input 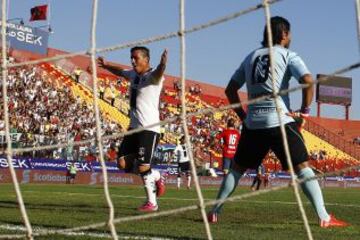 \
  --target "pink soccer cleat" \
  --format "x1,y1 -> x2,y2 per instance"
320,214 -> 350,228
138,202 -> 159,212
207,212 -> 218,224
156,173 -> 167,197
